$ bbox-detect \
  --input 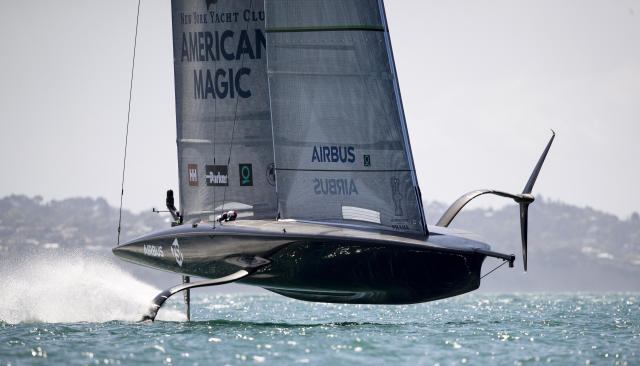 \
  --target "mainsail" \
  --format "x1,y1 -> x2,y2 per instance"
171,0 -> 277,222
265,0 -> 427,235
